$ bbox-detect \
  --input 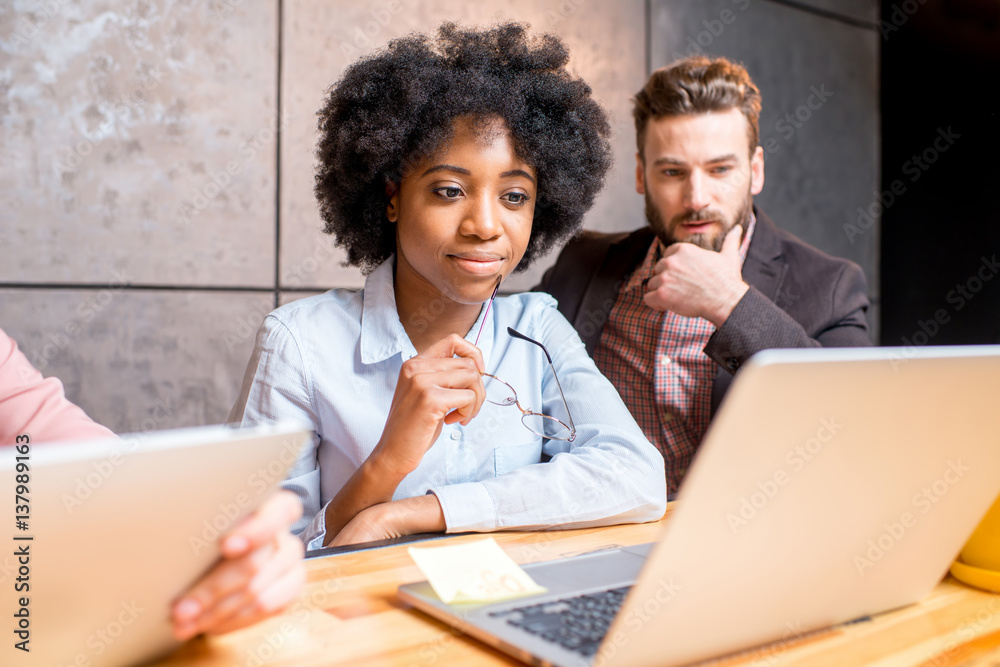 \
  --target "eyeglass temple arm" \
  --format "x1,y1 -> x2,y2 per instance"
474,277 -> 502,348
506,327 -> 576,433
507,327 -> 551,363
